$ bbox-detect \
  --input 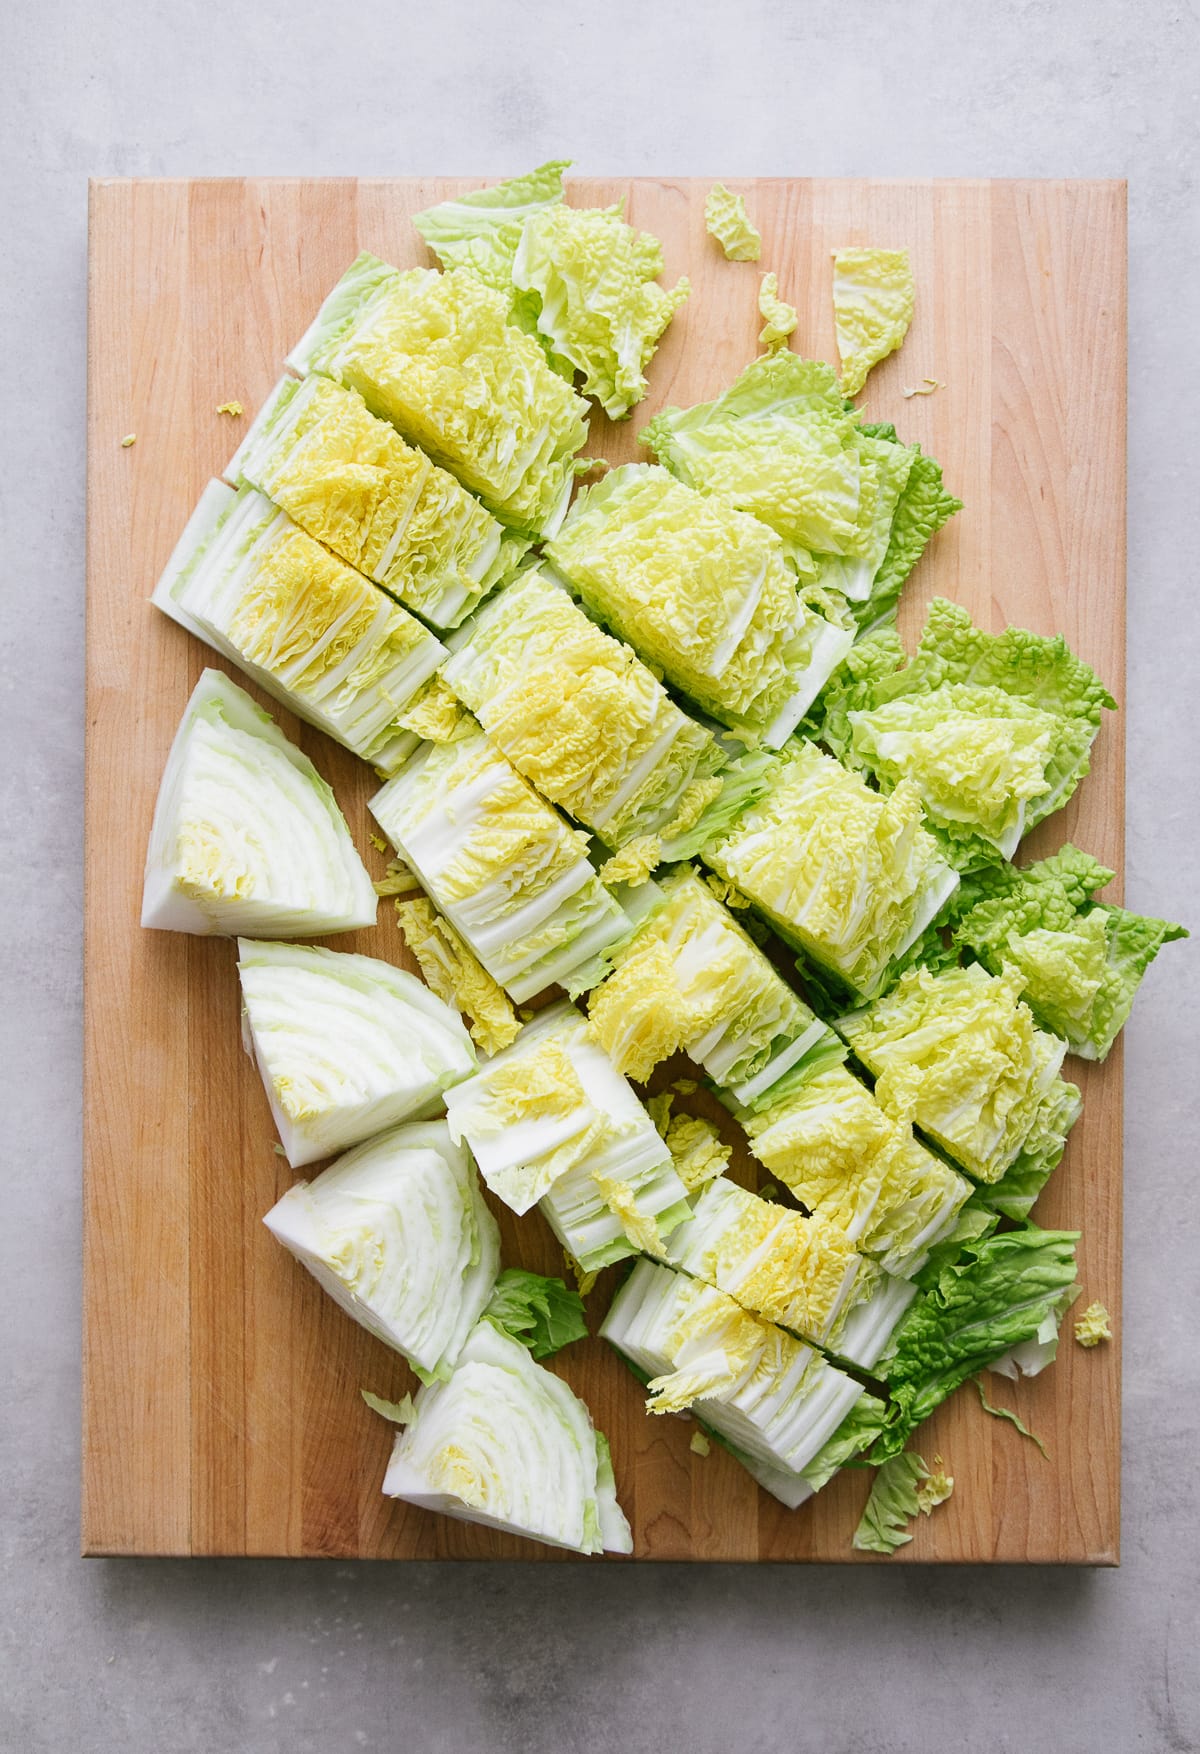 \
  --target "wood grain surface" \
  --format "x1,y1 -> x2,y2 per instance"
83,177 -> 1126,1562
